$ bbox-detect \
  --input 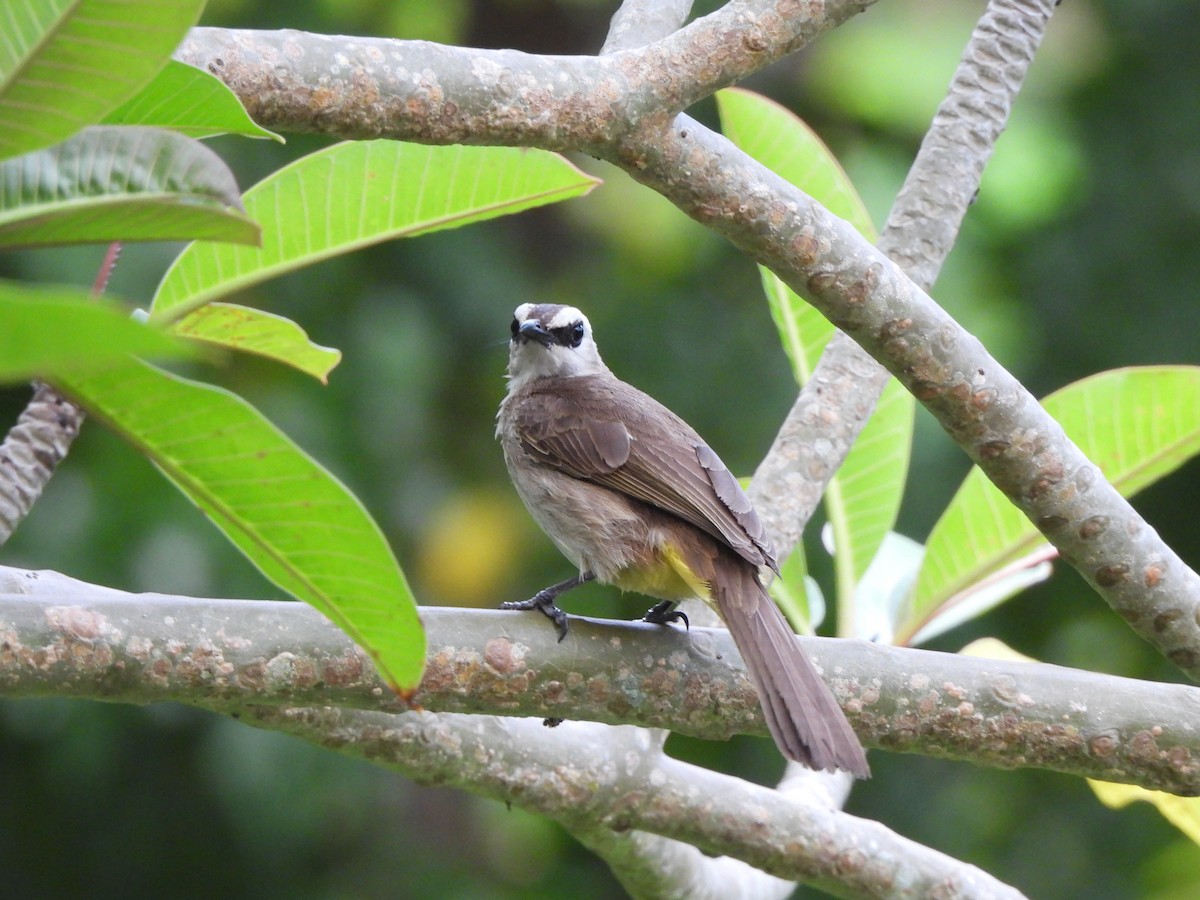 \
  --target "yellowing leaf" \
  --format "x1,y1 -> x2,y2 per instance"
1090,780 -> 1200,846
958,637 -> 1036,664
